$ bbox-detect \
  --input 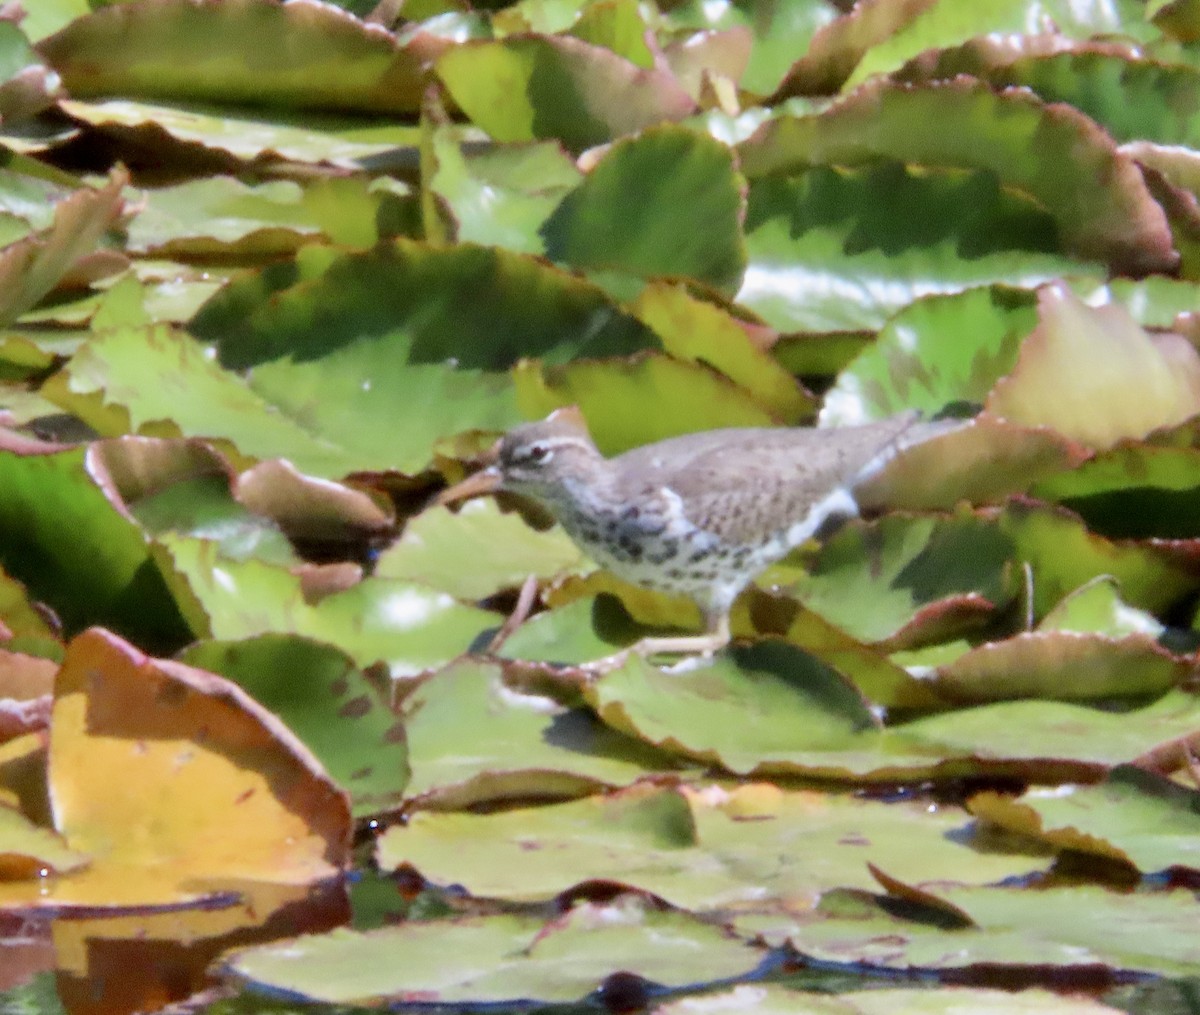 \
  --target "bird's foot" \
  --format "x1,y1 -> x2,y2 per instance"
581,629 -> 731,675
